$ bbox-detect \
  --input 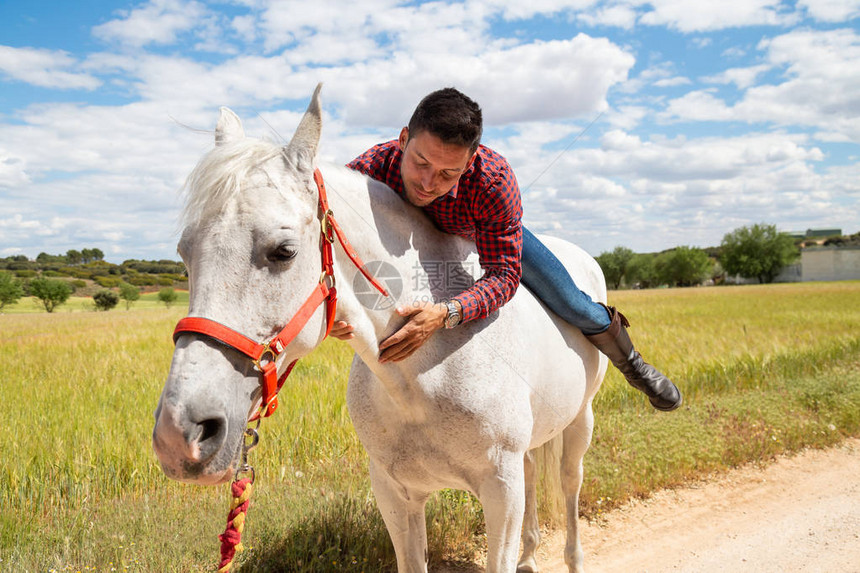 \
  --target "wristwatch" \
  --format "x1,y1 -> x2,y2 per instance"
443,300 -> 461,329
